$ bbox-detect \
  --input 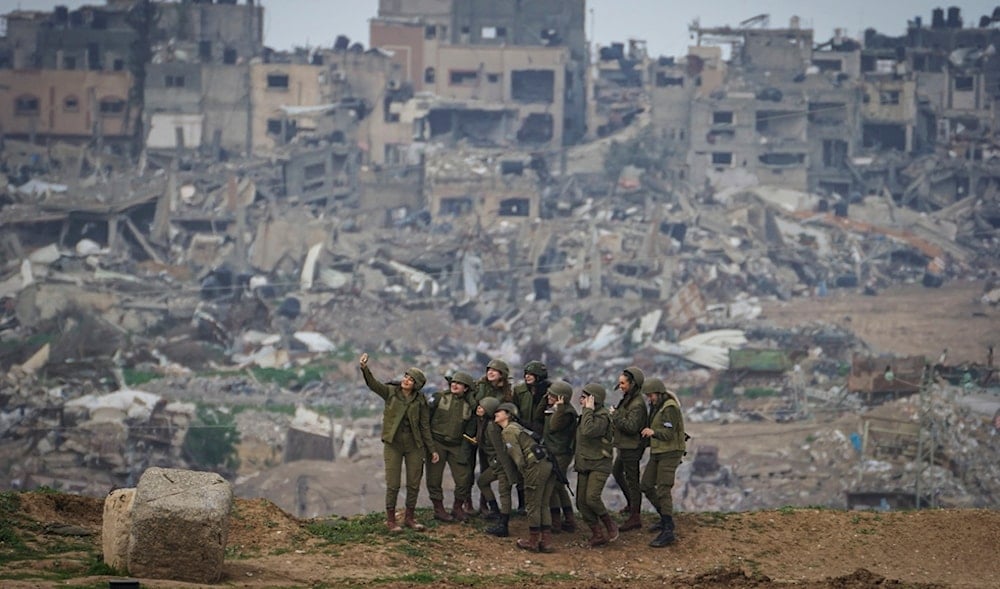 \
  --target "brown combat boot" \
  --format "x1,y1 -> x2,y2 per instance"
620,504 -> 643,531
561,508 -> 577,533
451,498 -> 468,522
538,526 -> 555,553
386,508 -> 403,533
403,507 -> 426,531
600,513 -> 619,542
588,522 -> 608,547
549,508 -> 563,533
432,499 -> 454,522
516,527 -> 541,551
